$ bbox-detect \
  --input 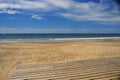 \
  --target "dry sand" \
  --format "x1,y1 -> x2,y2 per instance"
0,41 -> 120,80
